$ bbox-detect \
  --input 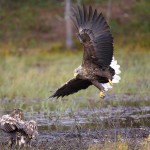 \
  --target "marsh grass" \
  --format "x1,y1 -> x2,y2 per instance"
0,49 -> 150,111
88,140 -> 149,150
